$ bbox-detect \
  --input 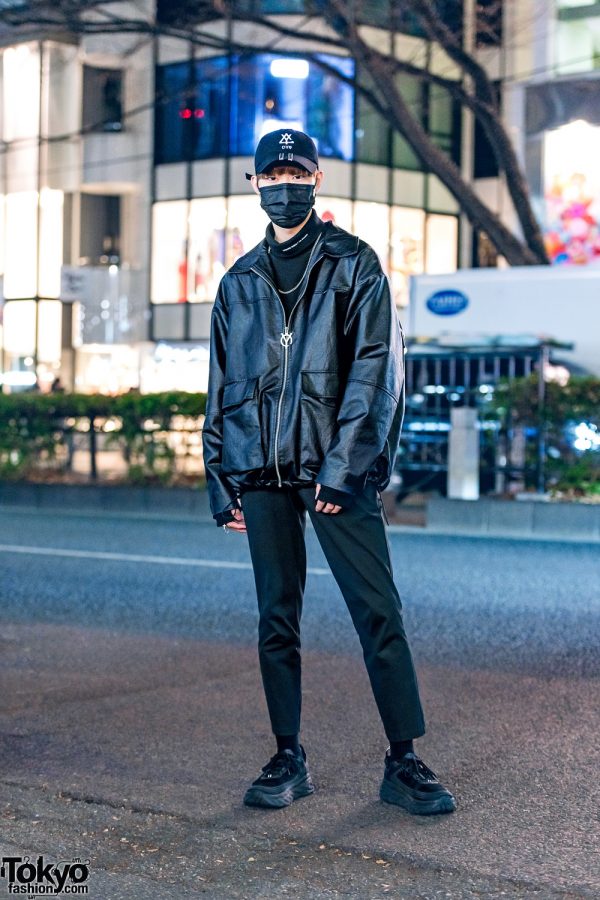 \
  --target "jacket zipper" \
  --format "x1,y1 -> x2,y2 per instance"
250,239 -> 323,487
